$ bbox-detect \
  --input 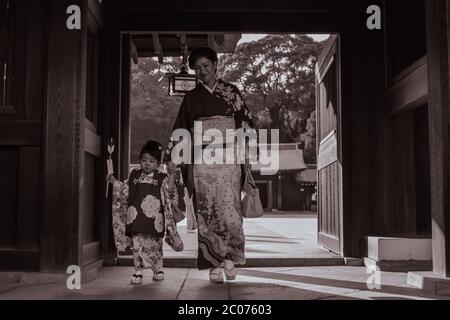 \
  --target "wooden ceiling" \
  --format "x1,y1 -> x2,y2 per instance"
131,33 -> 242,60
